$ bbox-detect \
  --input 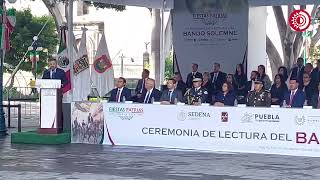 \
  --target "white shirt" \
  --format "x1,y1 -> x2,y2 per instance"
144,88 -> 154,103
168,89 -> 174,101
116,87 -> 124,102
291,89 -> 298,96
50,69 -> 56,79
